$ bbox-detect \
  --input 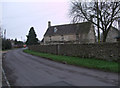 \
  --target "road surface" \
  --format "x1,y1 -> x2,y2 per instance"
2,48 -> 119,86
